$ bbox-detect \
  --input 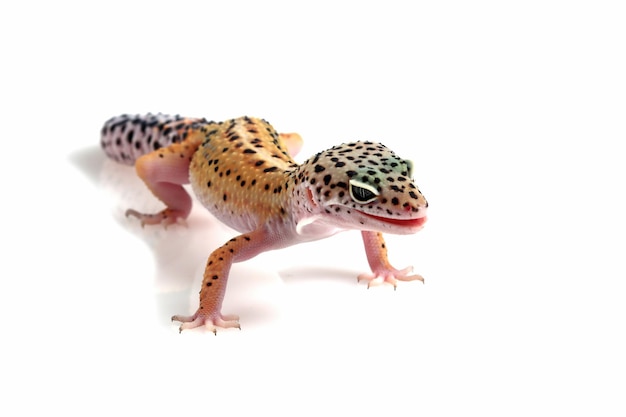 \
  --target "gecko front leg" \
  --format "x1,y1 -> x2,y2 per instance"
172,227 -> 276,334
357,231 -> 424,289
